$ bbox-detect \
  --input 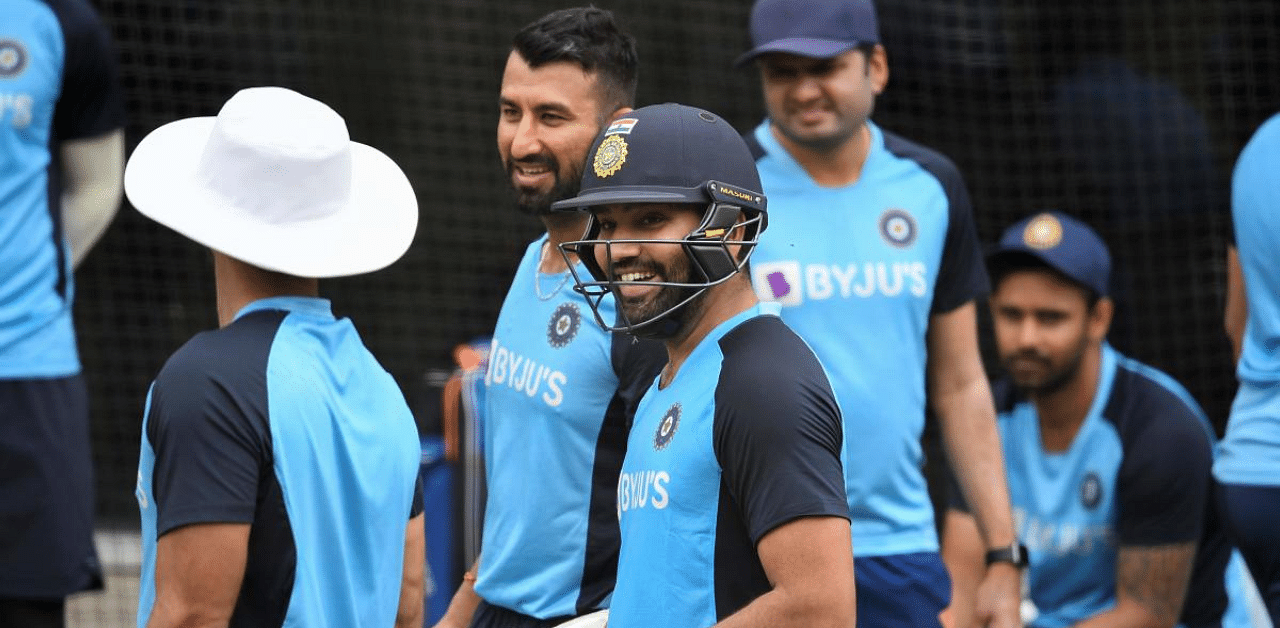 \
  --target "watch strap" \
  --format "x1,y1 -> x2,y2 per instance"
984,543 -> 1029,568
